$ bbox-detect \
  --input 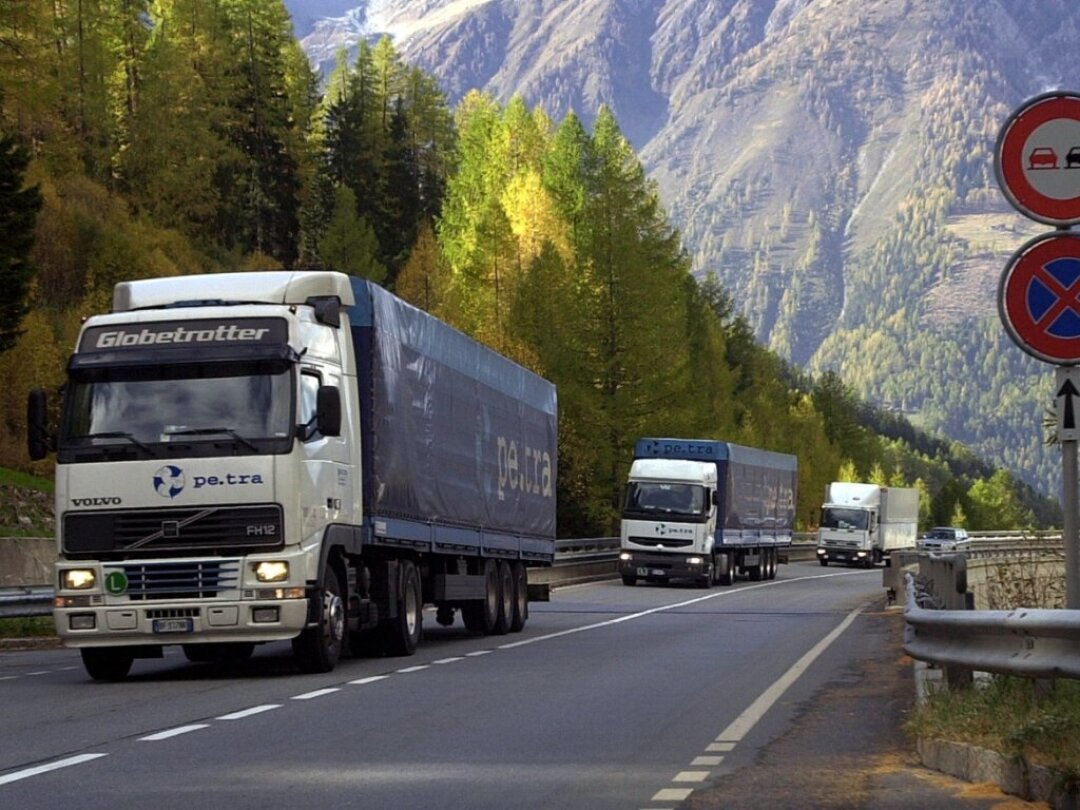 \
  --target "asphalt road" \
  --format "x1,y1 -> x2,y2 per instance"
0,561 -> 1043,809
